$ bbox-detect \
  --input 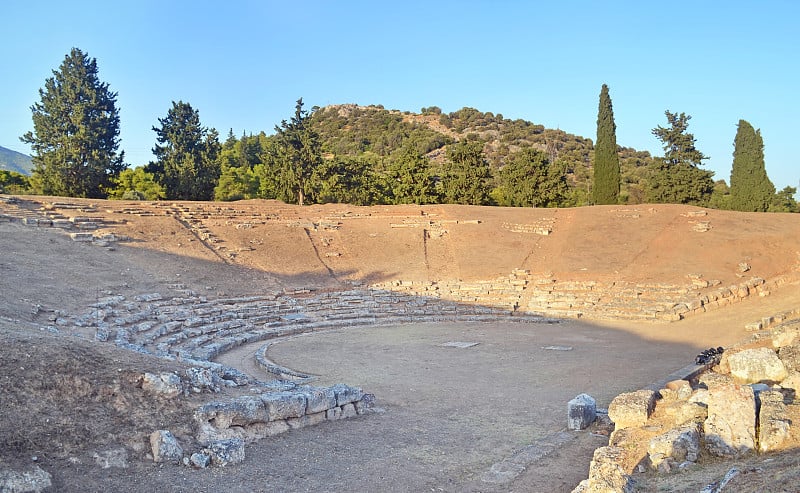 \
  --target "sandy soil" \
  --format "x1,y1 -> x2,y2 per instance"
1,196 -> 799,492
